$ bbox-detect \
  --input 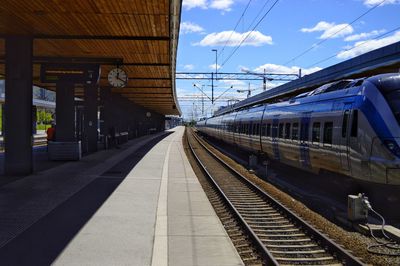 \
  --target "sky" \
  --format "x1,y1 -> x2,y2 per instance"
175,0 -> 400,120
